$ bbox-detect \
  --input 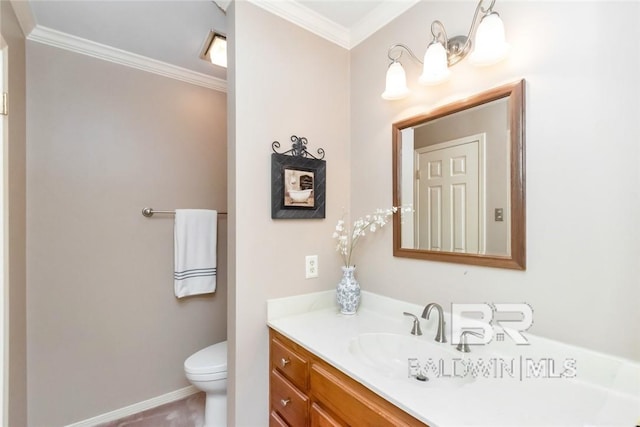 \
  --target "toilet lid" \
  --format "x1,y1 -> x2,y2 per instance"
184,341 -> 227,375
